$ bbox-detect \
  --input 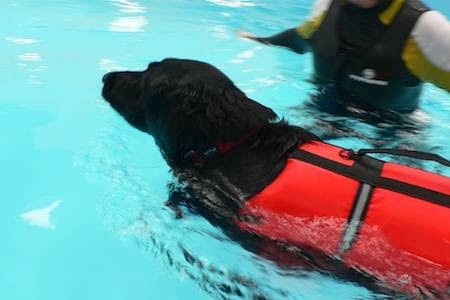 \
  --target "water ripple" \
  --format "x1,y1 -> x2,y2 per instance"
19,52 -> 41,61
5,37 -> 39,45
75,118 -> 387,299
206,0 -> 257,8
110,0 -> 146,13
109,16 -> 148,32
